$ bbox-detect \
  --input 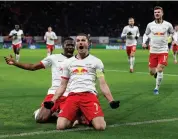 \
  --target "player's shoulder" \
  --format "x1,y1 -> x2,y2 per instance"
88,54 -> 103,63
147,21 -> 155,26
134,26 -> 139,29
50,54 -> 67,60
163,20 -> 172,26
10,29 -> 15,32
19,29 -> 23,33
124,25 -> 129,29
